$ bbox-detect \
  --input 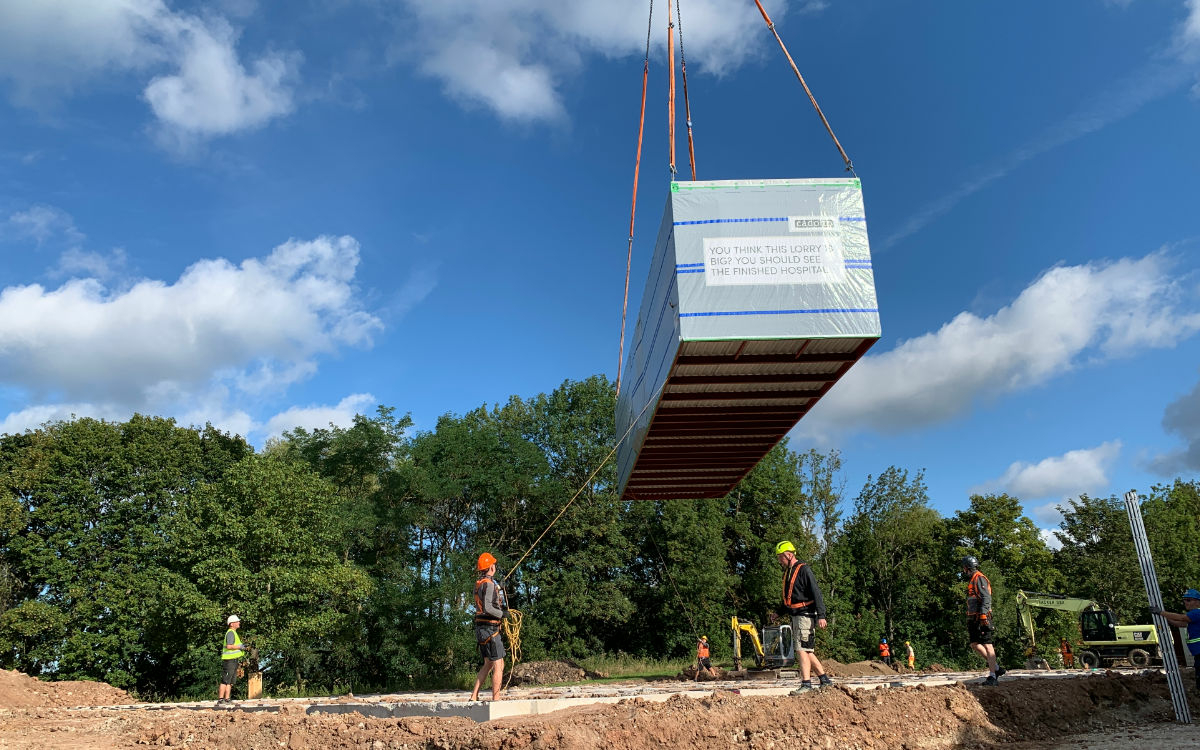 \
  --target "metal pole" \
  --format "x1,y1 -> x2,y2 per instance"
1124,490 -> 1192,724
